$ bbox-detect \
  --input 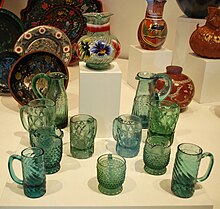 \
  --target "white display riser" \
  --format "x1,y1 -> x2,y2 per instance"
79,61 -> 122,138
184,53 -> 220,103
127,45 -> 173,89
172,15 -> 206,67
